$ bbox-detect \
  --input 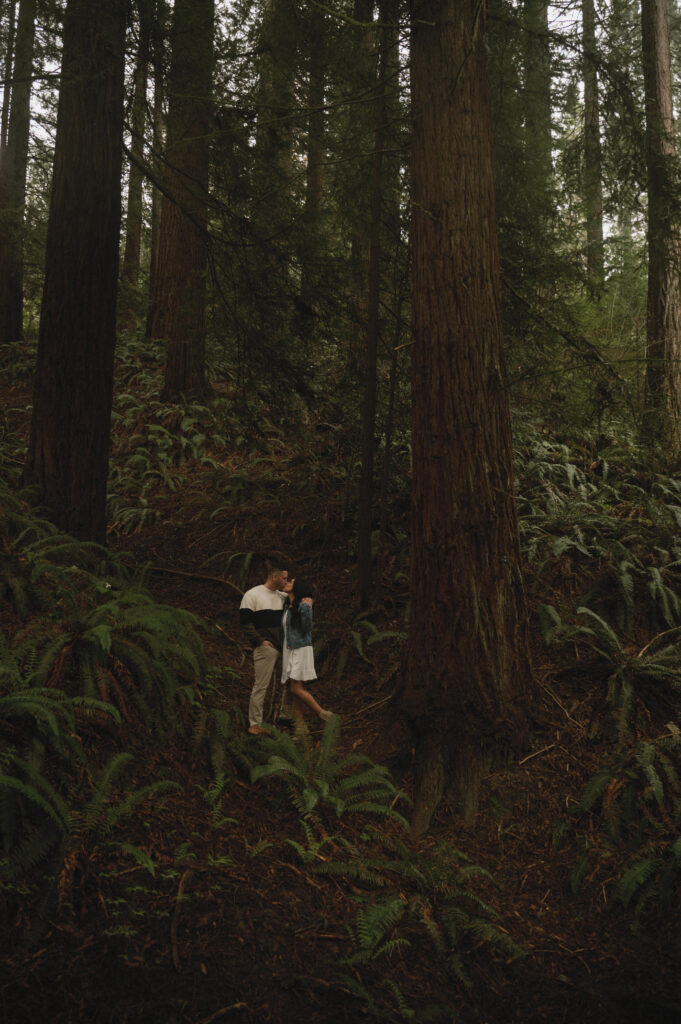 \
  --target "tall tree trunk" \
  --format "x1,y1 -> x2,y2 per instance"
1,1 -> 16,149
640,0 -> 681,449
523,0 -> 551,178
298,8 -> 325,317
377,248 -> 408,558
120,2 -> 151,330
346,0 -> 375,381
357,0 -> 389,608
254,0 -> 298,273
521,0 -> 553,273
0,0 -> 35,345
403,0 -> 533,836
582,0 -> 604,294
24,0 -> 126,543
148,0 -> 214,400
145,0 -> 168,346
